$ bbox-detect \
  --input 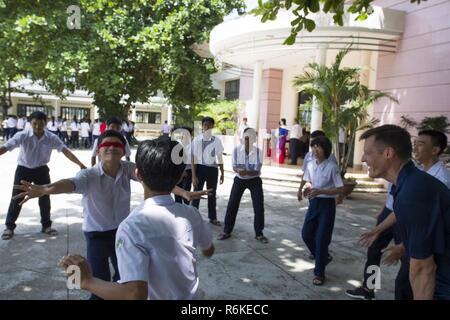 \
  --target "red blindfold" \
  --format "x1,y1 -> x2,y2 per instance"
98,141 -> 125,155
